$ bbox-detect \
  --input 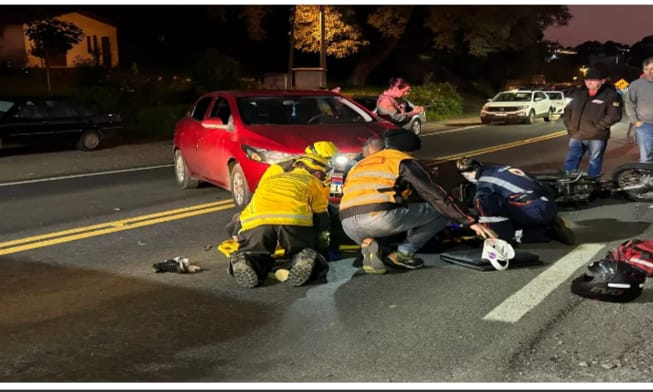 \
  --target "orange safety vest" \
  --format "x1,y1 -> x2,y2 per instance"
339,149 -> 412,212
